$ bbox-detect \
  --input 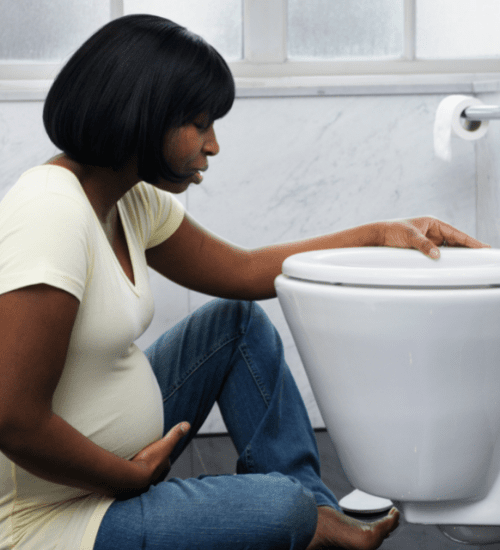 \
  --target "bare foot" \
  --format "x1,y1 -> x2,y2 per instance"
306,505 -> 400,550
